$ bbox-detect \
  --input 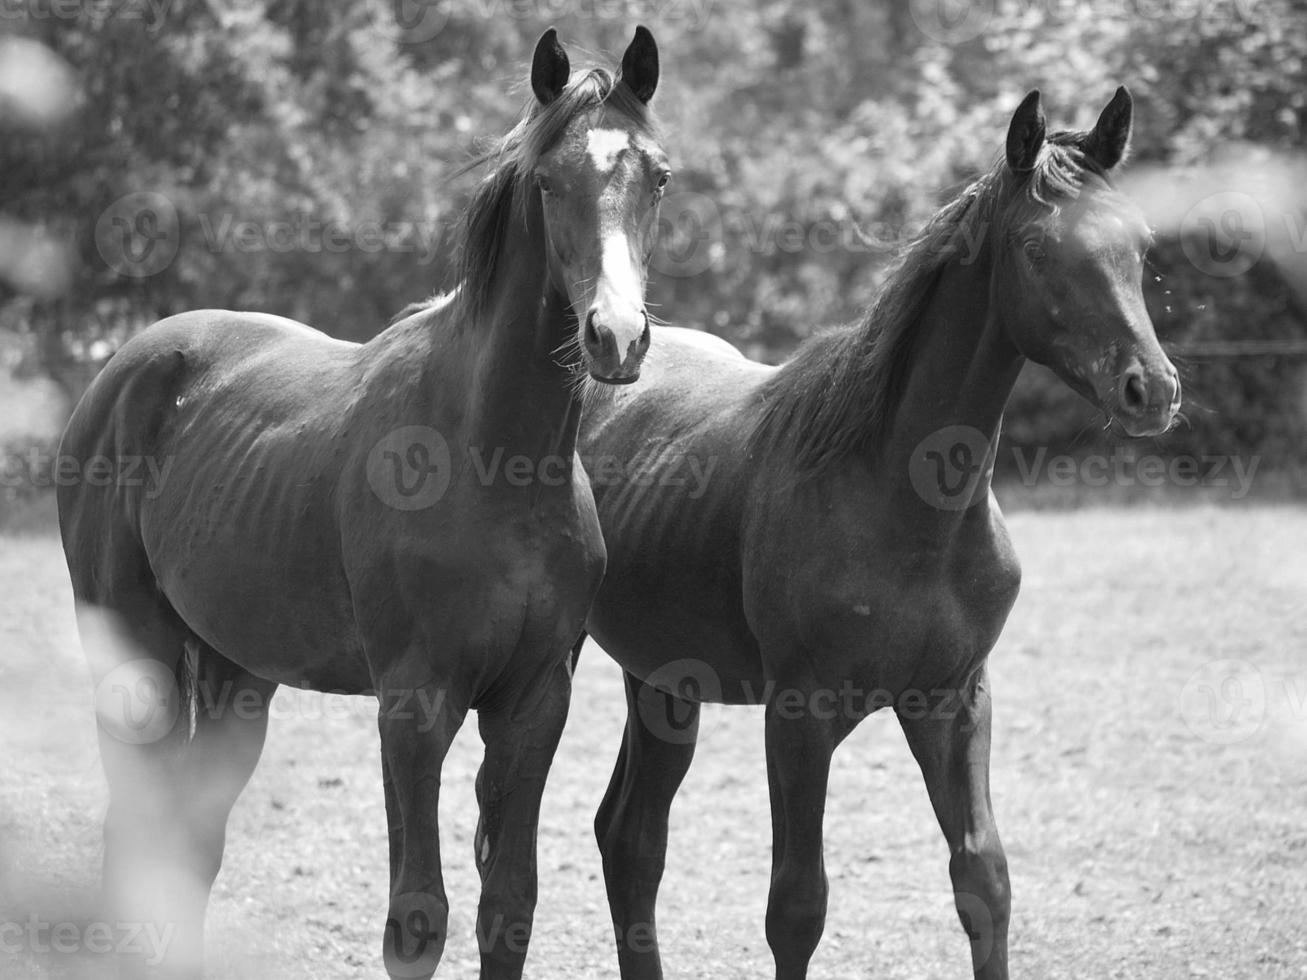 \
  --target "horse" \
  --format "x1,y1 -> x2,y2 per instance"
57,27 -> 670,980
575,87 -> 1180,980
